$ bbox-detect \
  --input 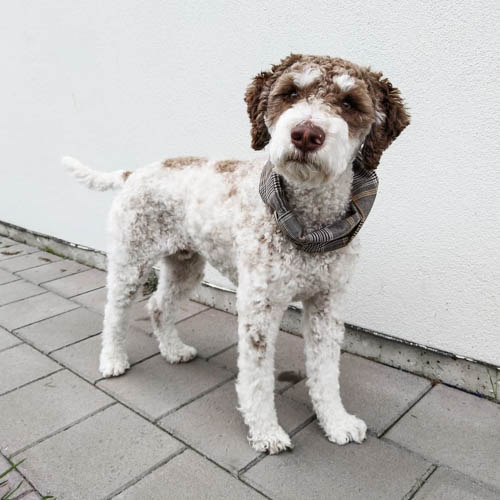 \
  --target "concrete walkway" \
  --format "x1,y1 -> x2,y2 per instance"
0,236 -> 499,500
